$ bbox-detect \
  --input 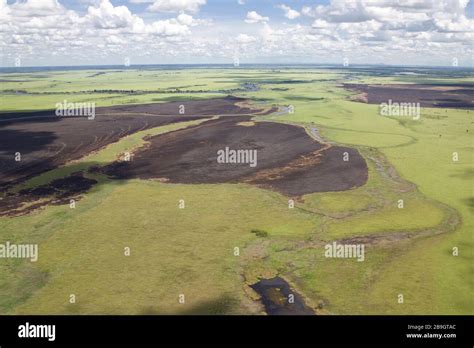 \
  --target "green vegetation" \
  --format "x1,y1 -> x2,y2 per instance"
251,229 -> 269,238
